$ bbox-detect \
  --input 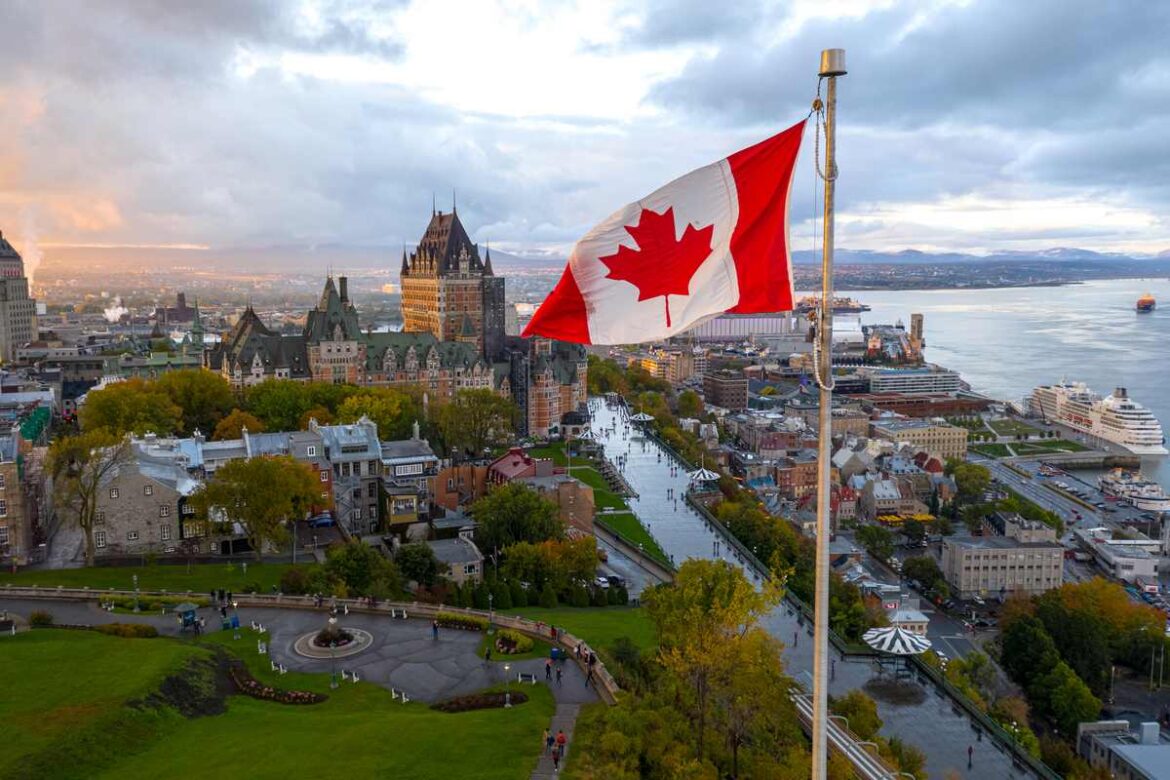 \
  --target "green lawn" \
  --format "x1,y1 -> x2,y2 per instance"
969,443 -> 1013,458
0,562 -> 304,595
528,442 -> 630,510
476,630 -> 555,662
1014,439 -> 1089,453
512,606 -> 656,655
595,512 -> 669,566
986,418 -> 1043,437
3,629 -> 555,780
